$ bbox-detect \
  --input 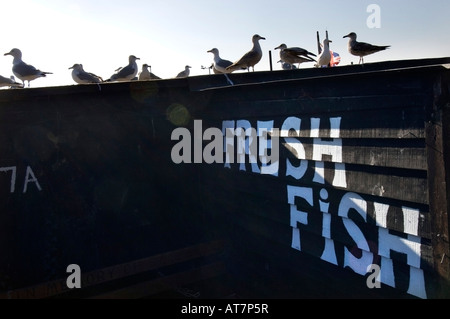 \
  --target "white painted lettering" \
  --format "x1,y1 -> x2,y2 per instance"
23,166 -> 42,193
0,166 -> 17,193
